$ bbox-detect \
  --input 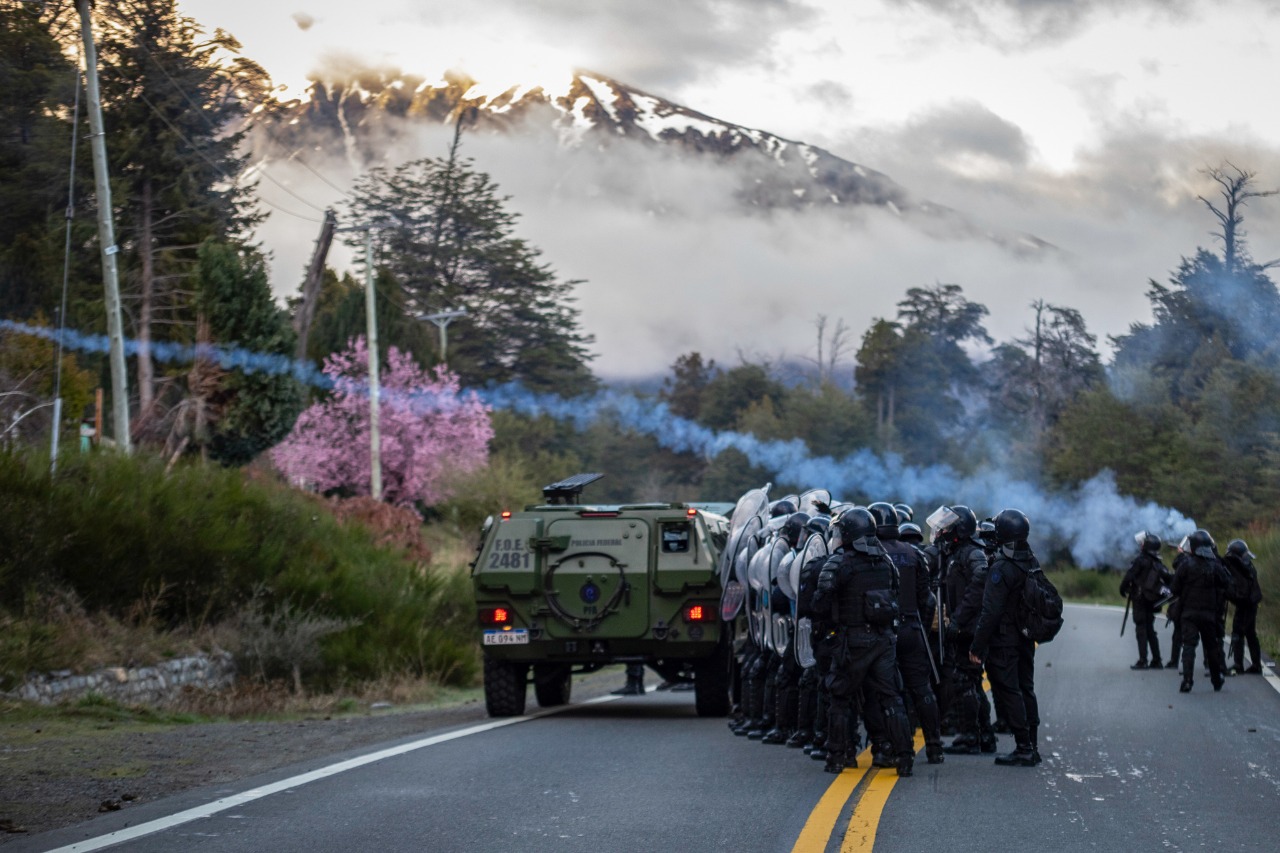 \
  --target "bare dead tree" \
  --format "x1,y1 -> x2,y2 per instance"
808,314 -> 851,383
1198,162 -> 1279,273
